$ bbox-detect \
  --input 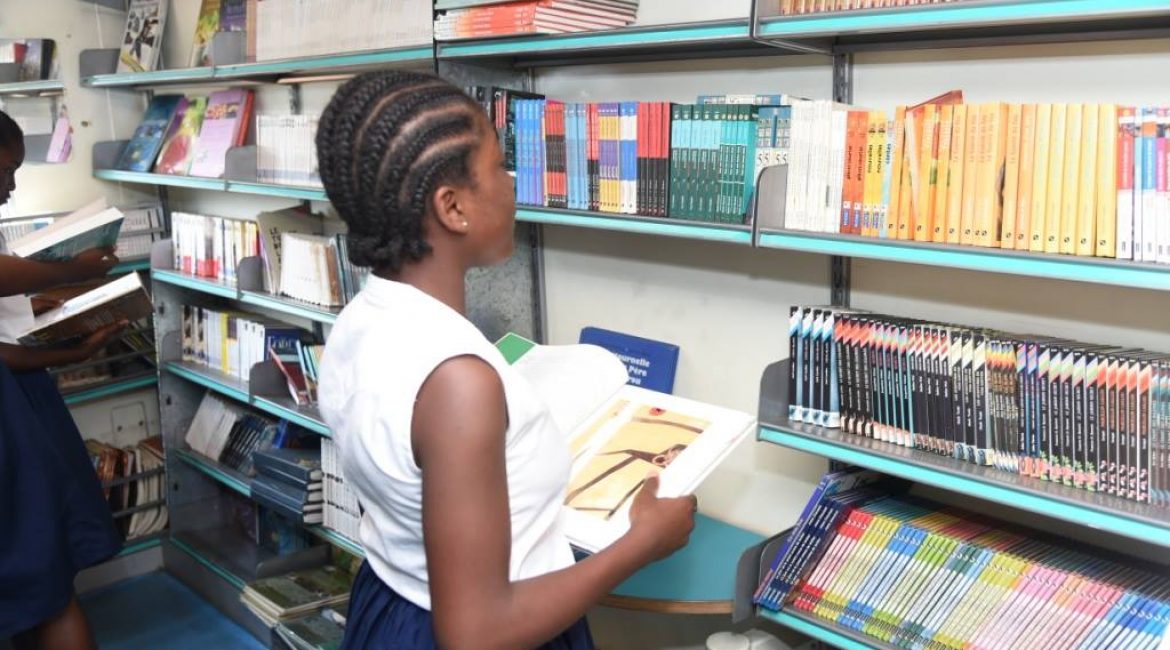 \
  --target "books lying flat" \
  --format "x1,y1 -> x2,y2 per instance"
241,565 -> 352,628
18,272 -> 152,346
8,198 -> 124,262
500,333 -> 755,553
